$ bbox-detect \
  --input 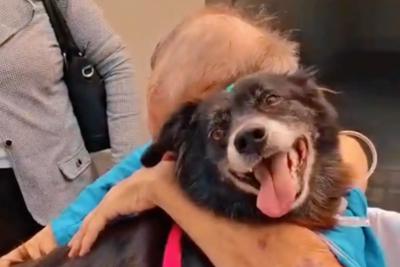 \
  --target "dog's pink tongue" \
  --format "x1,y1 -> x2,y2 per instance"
255,153 -> 297,218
